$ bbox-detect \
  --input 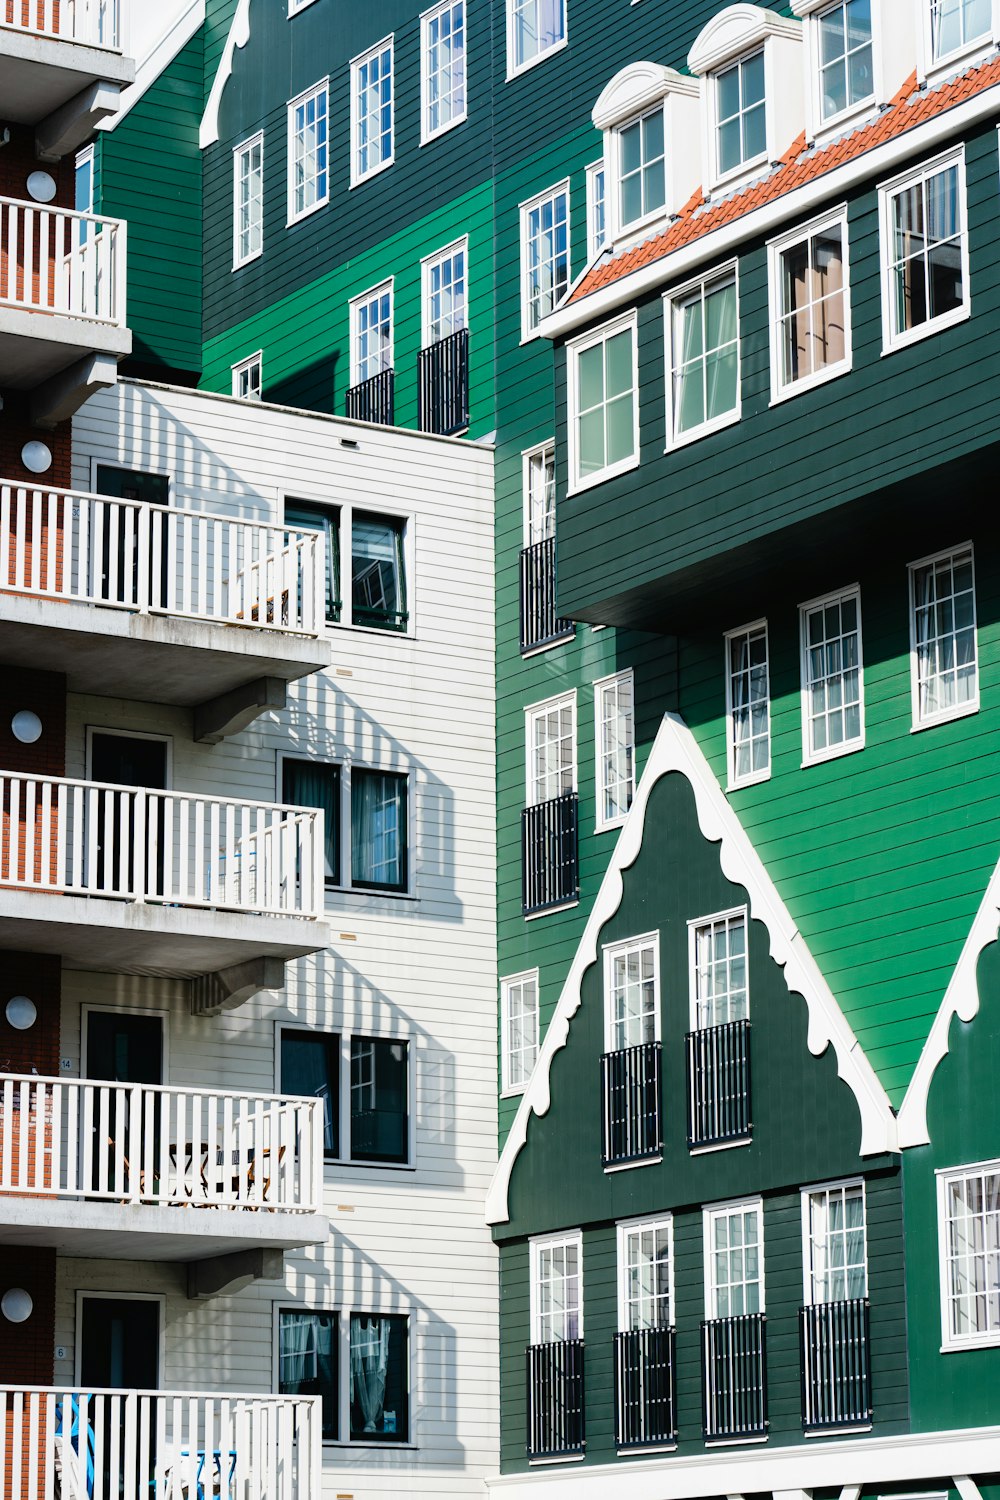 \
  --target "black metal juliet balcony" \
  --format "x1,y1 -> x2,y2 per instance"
686,1018 -> 752,1149
346,368 -> 395,425
614,1326 -> 677,1449
519,537 -> 575,654
800,1298 -> 872,1431
601,1042 -> 662,1167
521,792 -> 579,916
702,1313 -> 767,1441
526,1340 -> 585,1460
417,327 -> 469,436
